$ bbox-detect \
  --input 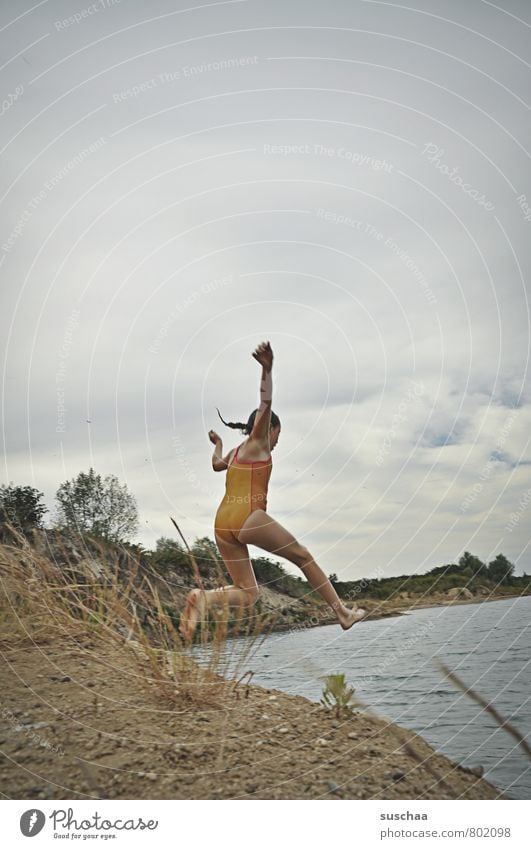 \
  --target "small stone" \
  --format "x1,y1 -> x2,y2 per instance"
60,675 -> 71,683
137,771 -> 145,778
316,738 -> 328,746
385,770 -> 405,781
347,732 -> 358,739
268,695 -> 277,701
469,765 -> 484,777
328,780 -> 341,794
146,772 -> 158,780
278,727 -> 290,734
